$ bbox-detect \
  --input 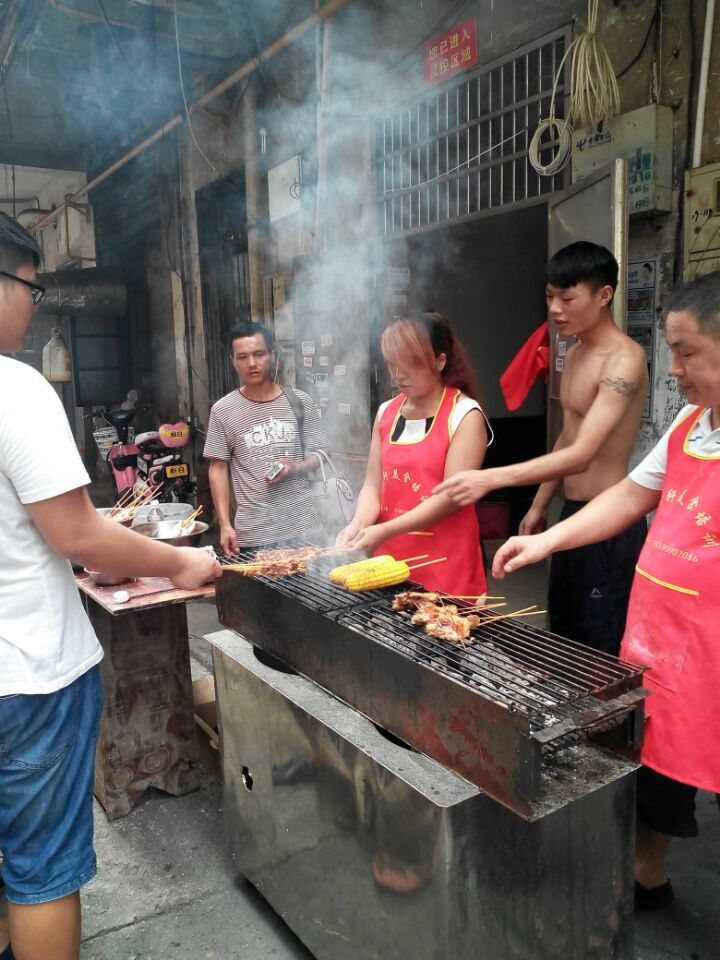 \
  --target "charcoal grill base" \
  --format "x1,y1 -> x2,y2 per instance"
209,629 -> 636,960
